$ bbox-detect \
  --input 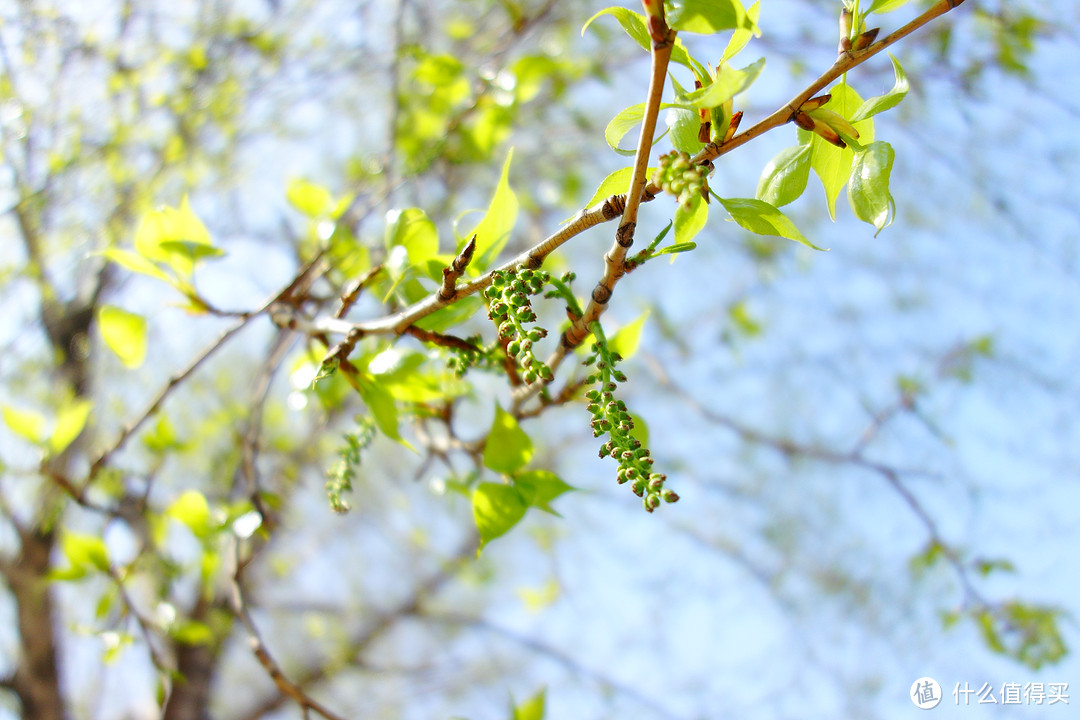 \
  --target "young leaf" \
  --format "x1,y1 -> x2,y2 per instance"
385,207 -> 439,265
673,193 -> 708,246
722,1 -> 761,61
667,0 -> 753,34
469,149 -> 518,269
2,404 -> 47,444
580,6 -> 699,73
472,482 -> 528,550
167,490 -> 214,539
61,532 -> 110,575
609,311 -> 649,360
666,106 -> 705,155
756,144 -> 812,207
100,248 -> 173,283
605,103 -> 647,156
609,102 -> 688,155
357,378 -> 402,442
512,687 -> 547,720
98,306 -> 148,368
286,178 -> 334,218
49,398 -> 93,455
483,405 -> 534,475
575,167 -> 634,217
804,83 -> 873,220
848,141 -> 896,235
850,55 -> 908,122
717,197 -> 824,250
866,0 -> 912,14
679,57 -> 765,110
514,470 -> 575,515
